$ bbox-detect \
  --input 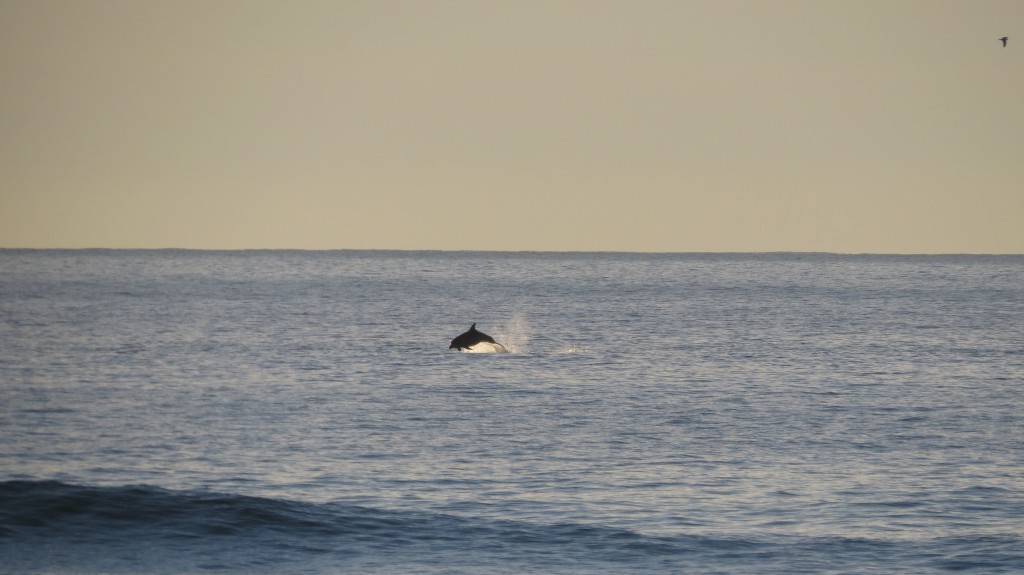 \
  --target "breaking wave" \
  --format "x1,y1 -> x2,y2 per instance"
3,481 -> 1021,574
